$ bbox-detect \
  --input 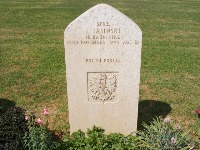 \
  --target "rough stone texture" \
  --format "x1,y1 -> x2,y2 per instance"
64,3 -> 142,135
